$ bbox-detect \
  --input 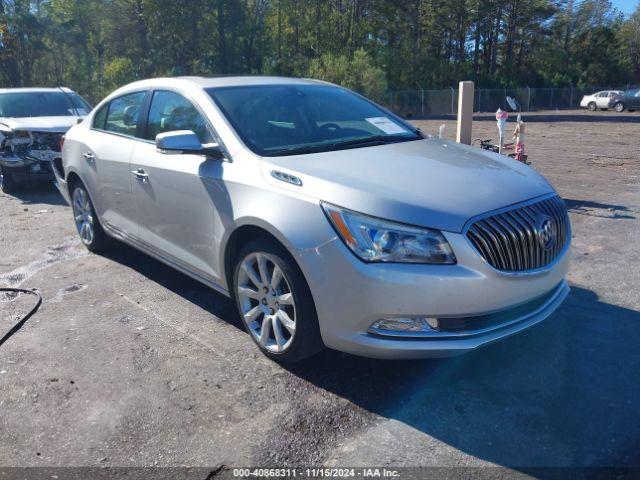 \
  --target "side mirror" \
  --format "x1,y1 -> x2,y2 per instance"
156,130 -> 225,159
